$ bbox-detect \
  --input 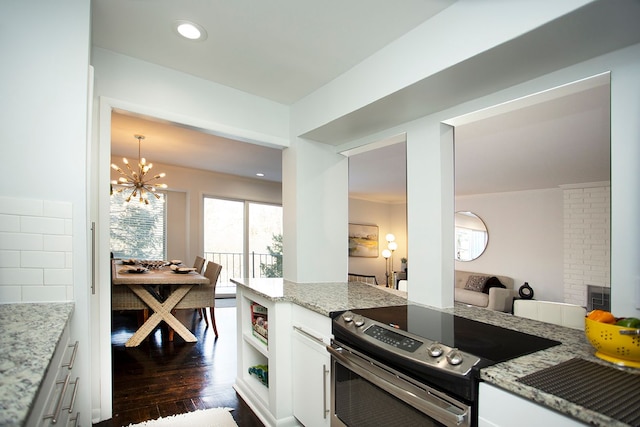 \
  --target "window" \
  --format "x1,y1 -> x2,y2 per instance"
110,190 -> 166,260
